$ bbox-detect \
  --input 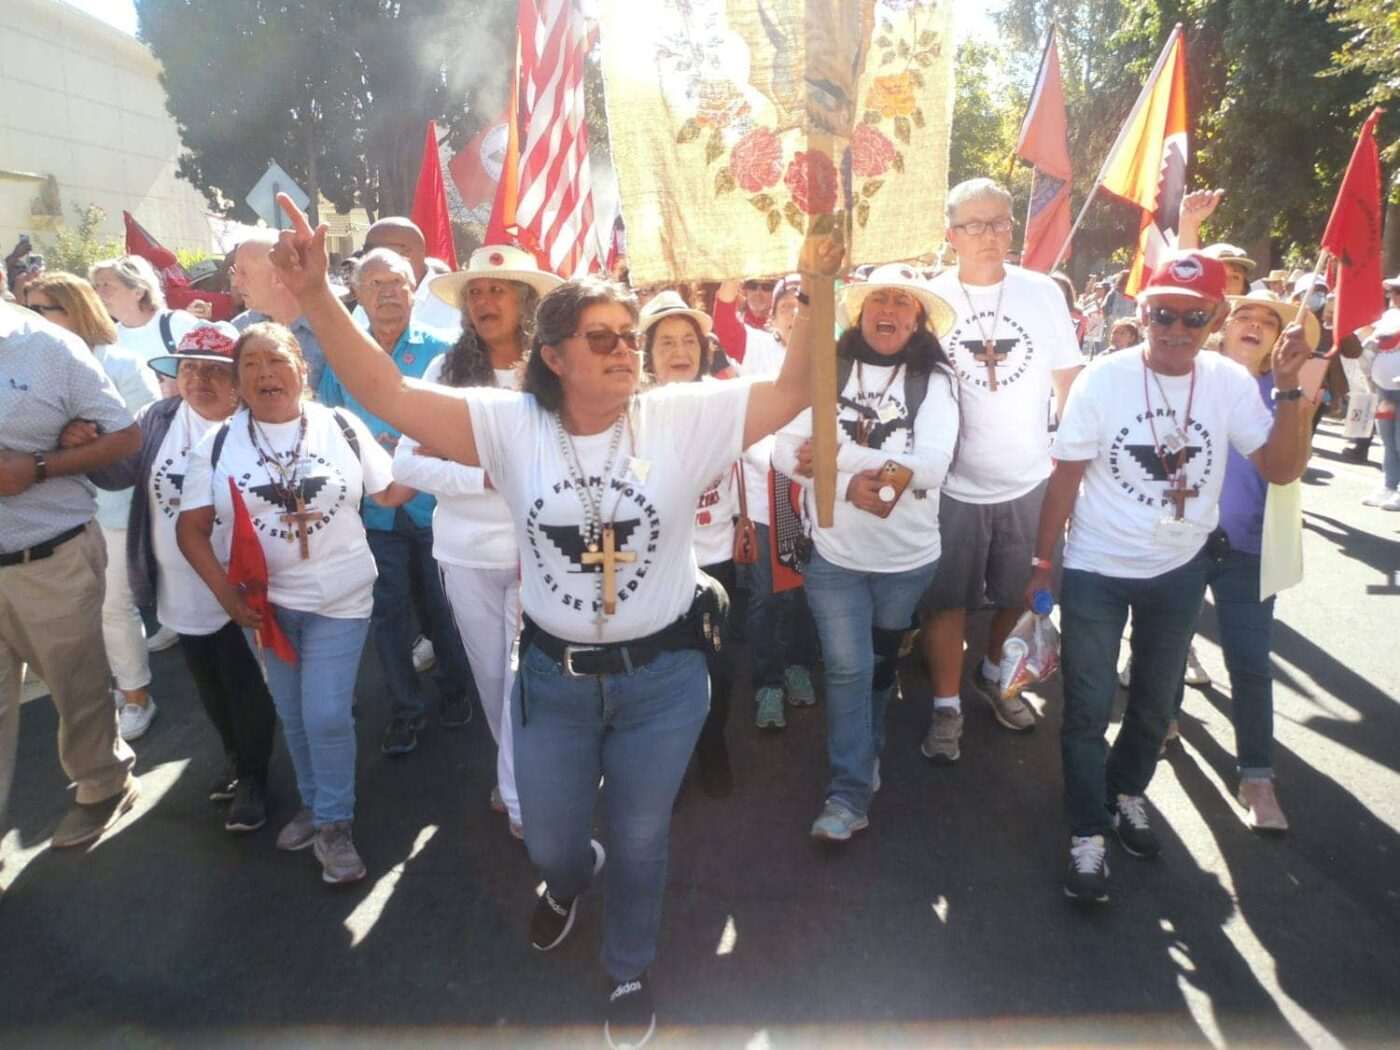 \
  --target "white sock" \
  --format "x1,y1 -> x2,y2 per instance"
982,657 -> 1000,680
933,695 -> 961,714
